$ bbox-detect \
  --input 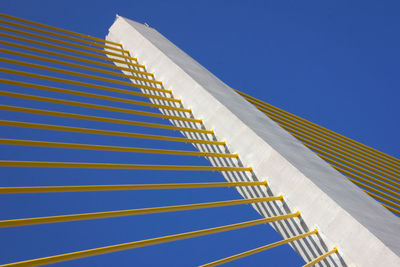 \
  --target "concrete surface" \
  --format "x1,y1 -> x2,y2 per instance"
106,15 -> 400,266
